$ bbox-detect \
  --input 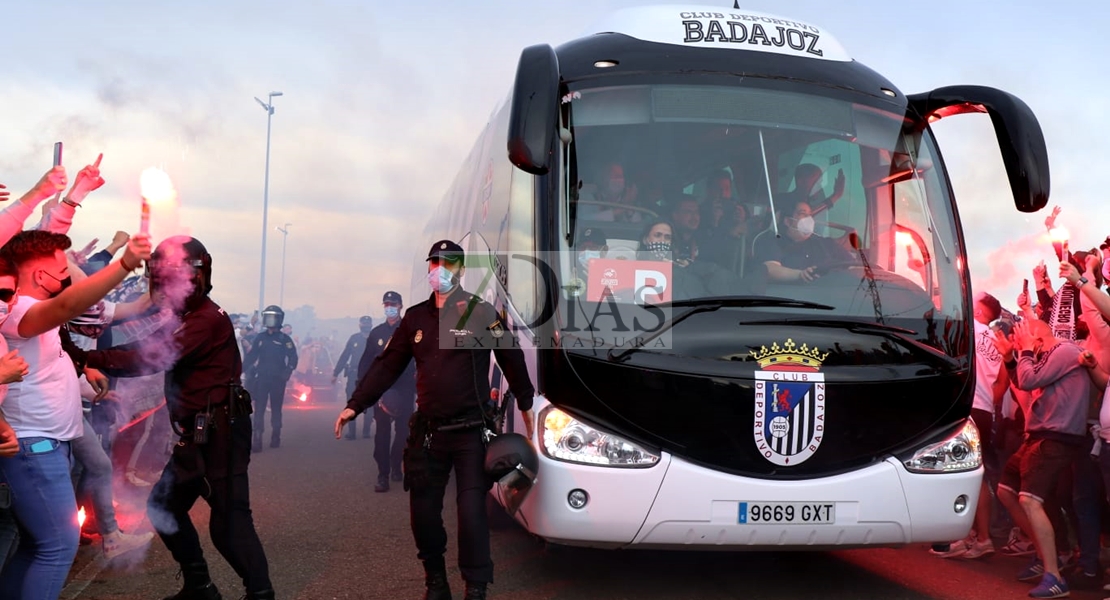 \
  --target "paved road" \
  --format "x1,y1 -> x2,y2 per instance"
60,403 -> 1104,599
